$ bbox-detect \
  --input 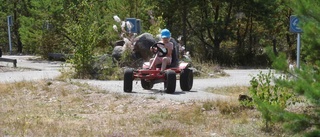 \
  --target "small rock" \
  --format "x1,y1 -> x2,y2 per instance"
210,132 -> 217,137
